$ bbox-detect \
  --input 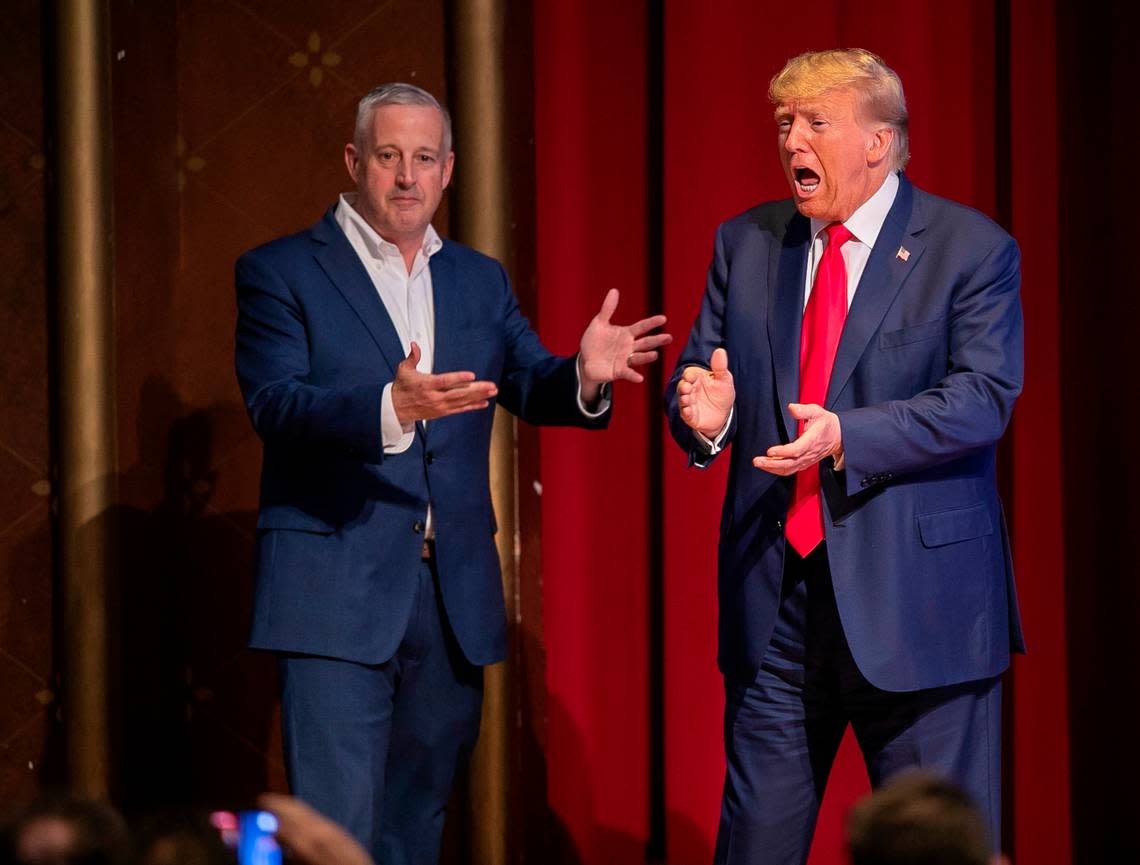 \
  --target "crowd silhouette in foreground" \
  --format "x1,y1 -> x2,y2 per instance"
1,771 -> 1004,865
